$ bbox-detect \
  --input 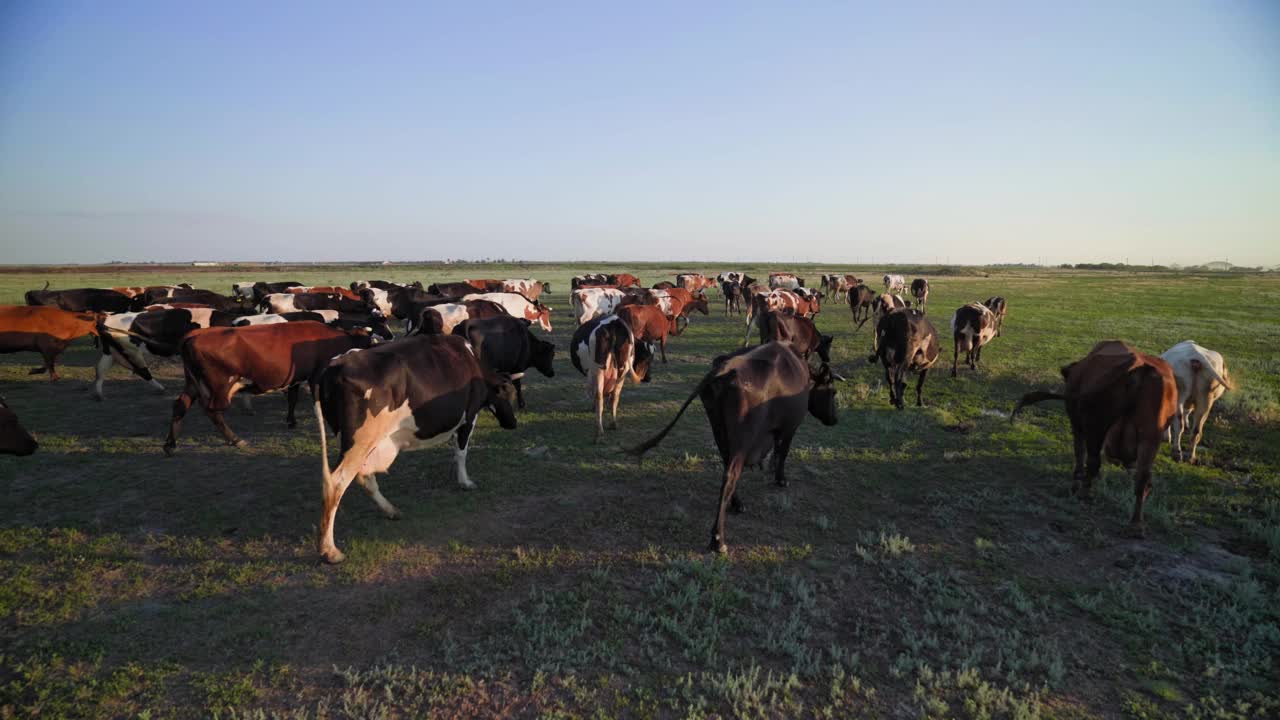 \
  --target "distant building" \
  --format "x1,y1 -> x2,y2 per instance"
1202,261 -> 1232,271
192,261 -> 222,267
